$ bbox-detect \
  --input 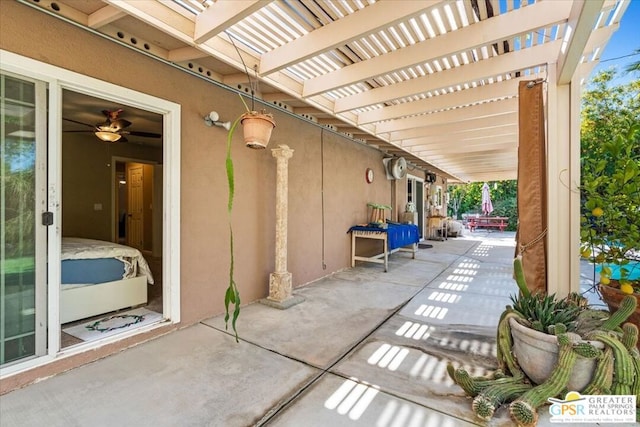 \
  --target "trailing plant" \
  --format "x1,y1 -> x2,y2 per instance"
223,94 -> 276,342
223,111 -> 244,343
